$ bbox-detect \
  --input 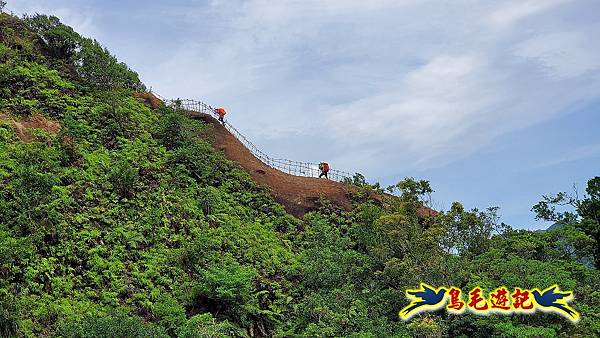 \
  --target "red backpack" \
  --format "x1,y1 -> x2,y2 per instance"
322,162 -> 329,172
